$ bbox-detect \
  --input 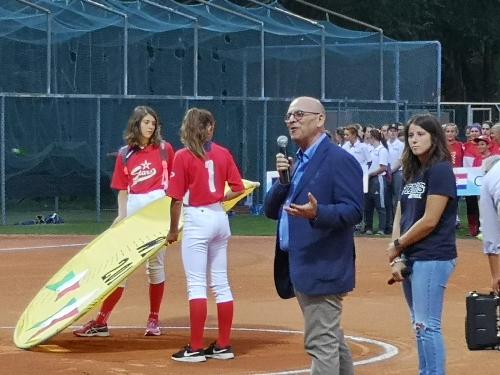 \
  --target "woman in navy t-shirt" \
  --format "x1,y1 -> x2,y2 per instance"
387,114 -> 457,375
